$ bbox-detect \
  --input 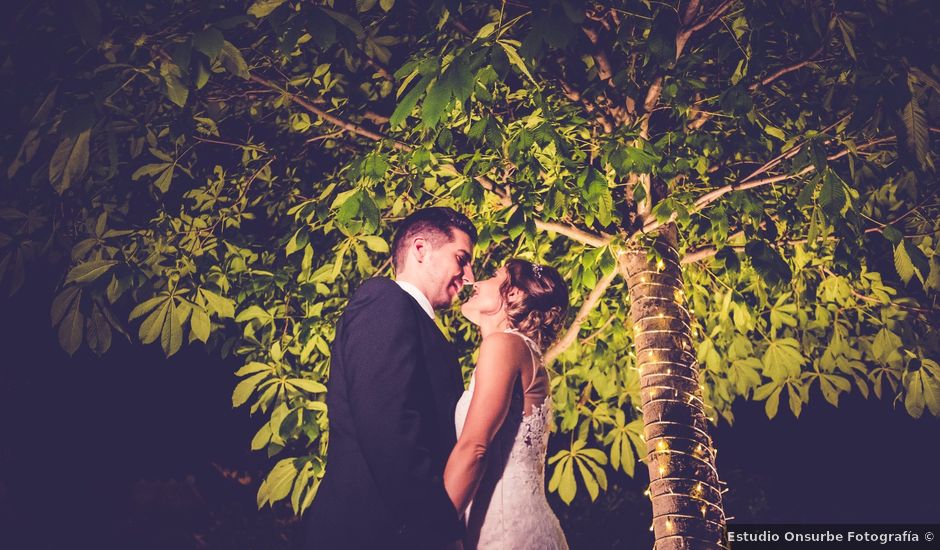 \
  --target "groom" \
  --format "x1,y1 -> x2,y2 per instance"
305,207 -> 477,549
